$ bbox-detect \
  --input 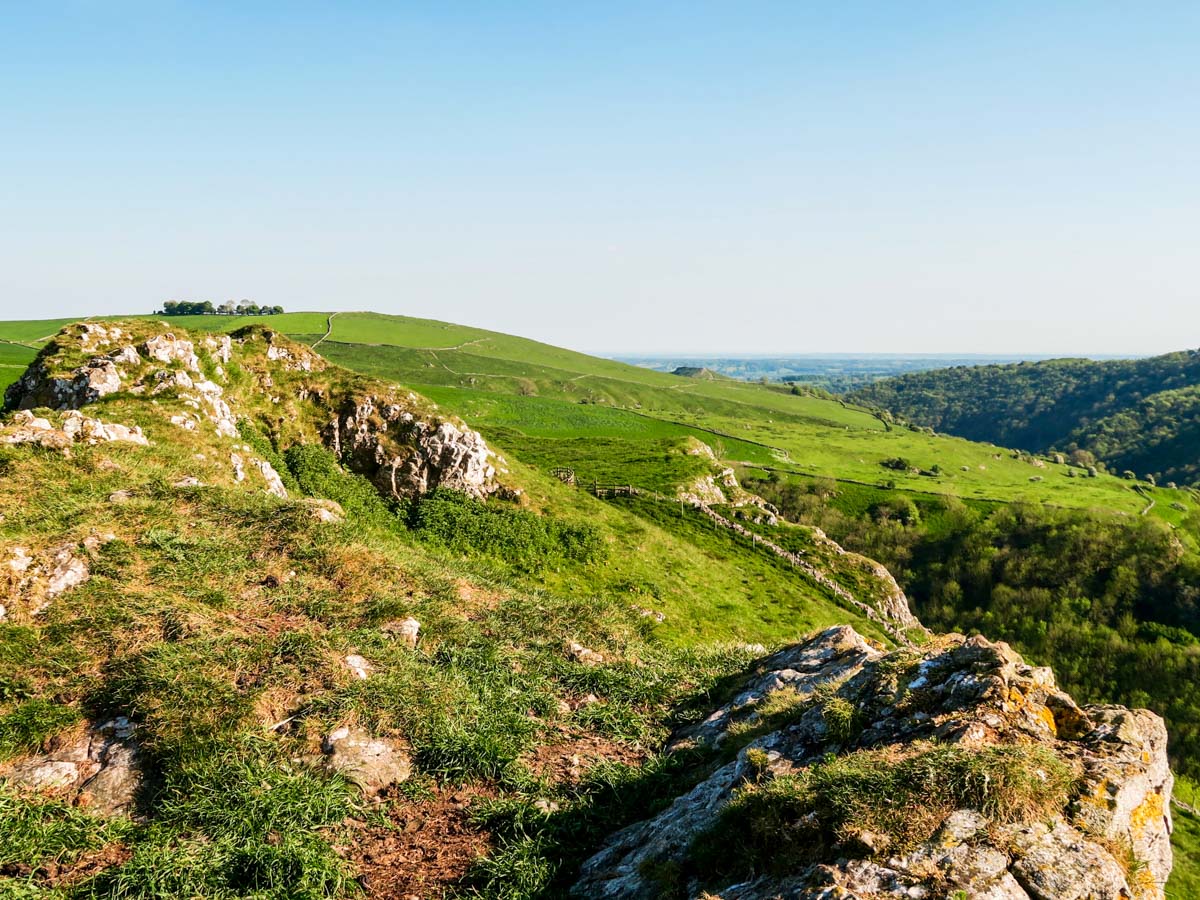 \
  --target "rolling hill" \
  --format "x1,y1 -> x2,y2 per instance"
850,349 -> 1200,487
0,312 -> 1198,895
